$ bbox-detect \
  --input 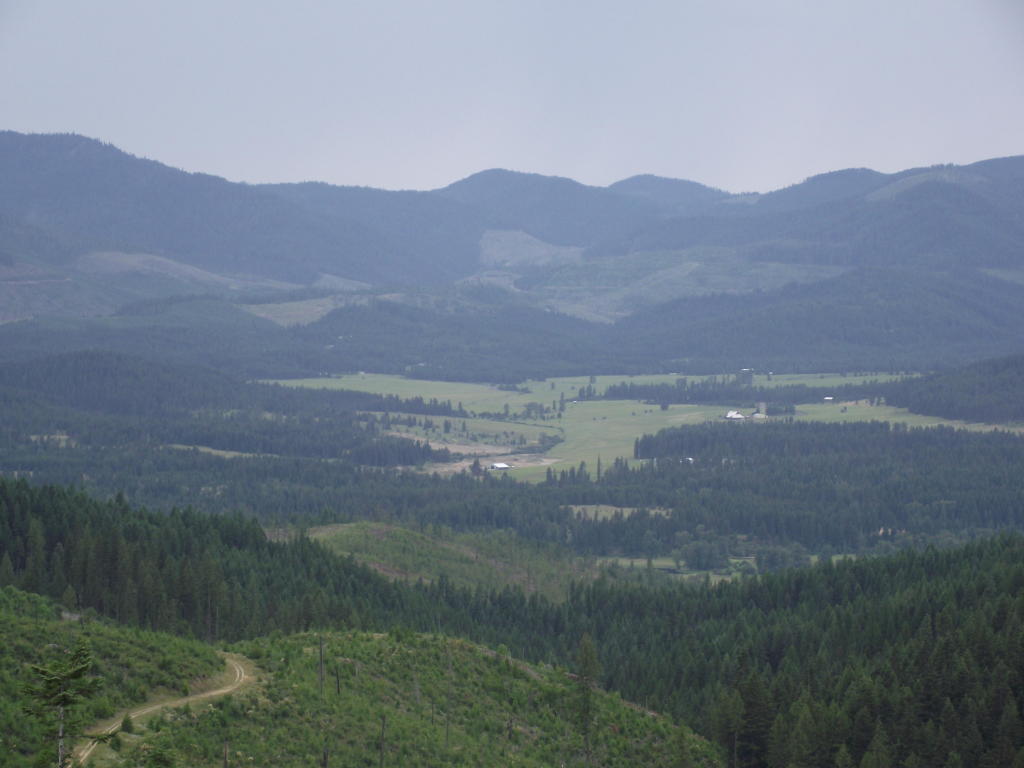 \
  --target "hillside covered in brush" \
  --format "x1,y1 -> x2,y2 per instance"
0,586 -> 221,767
136,630 -> 717,768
